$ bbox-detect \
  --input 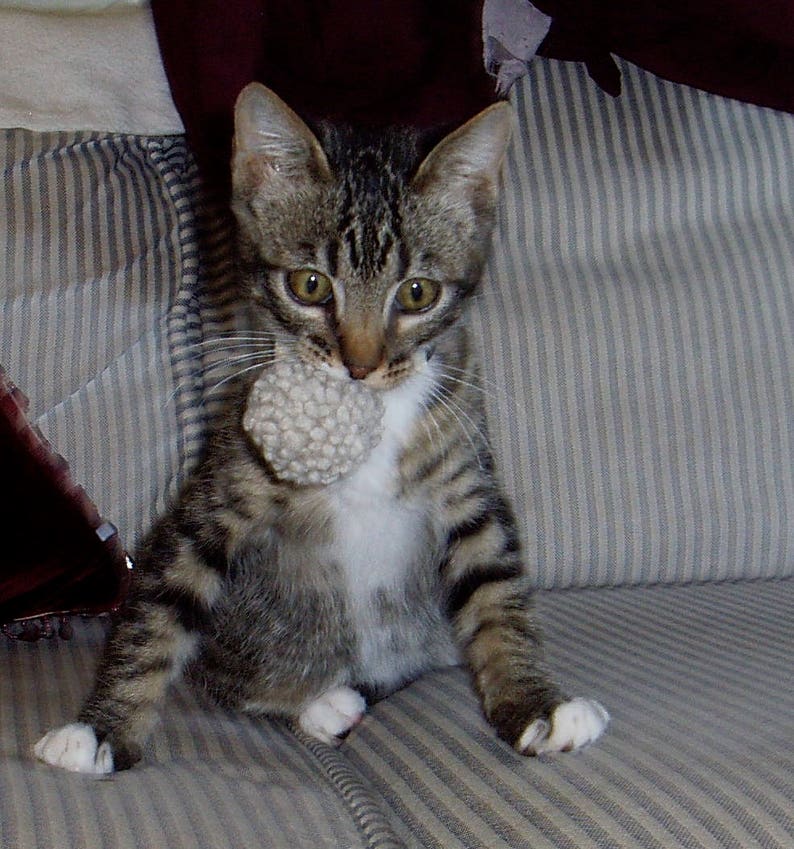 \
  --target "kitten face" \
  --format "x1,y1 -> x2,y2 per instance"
231,84 -> 513,391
